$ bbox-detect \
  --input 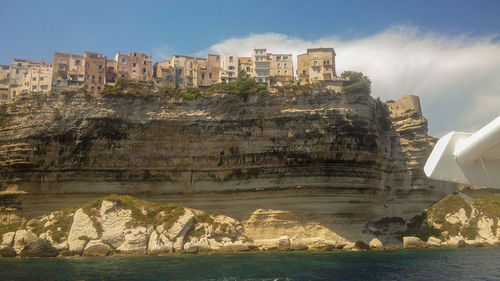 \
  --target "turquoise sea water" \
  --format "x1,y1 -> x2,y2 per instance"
1,248 -> 500,280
